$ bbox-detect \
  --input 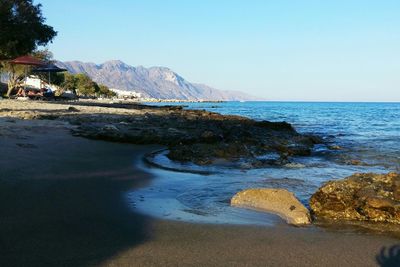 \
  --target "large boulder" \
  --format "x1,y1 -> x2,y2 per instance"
310,172 -> 400,224
231,188 -> 311,225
